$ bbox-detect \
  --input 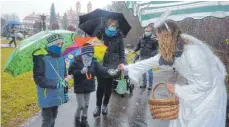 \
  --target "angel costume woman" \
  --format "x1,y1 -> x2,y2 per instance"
118,20 -> 227,127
